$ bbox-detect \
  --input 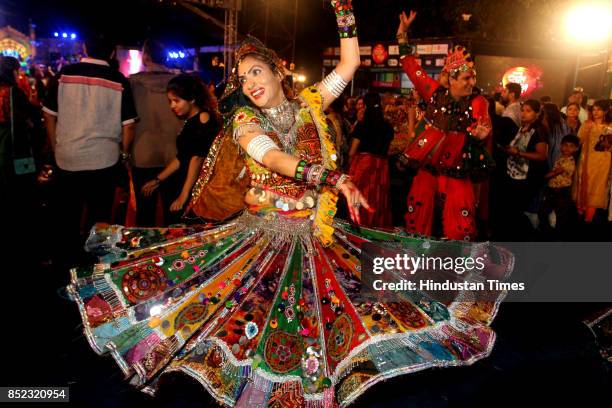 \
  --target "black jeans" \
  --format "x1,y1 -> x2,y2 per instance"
52,162 -> 119,267
131,167 -> 180,227
539,186 -> 575,237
